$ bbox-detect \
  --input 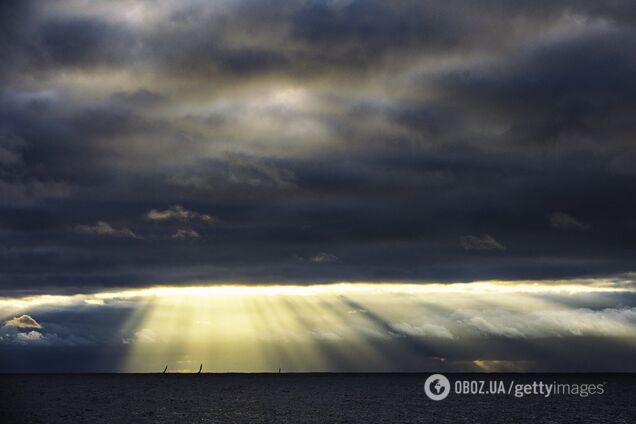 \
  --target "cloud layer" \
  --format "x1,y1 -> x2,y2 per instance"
1,0 -> 636,291
1,281 -> 636,372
